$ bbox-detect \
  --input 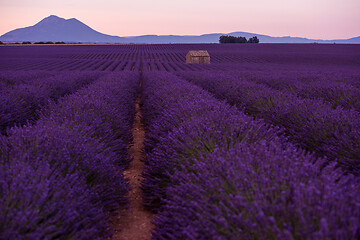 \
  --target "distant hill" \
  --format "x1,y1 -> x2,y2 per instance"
1,15 -> 359,44
0,15 -> 122,43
